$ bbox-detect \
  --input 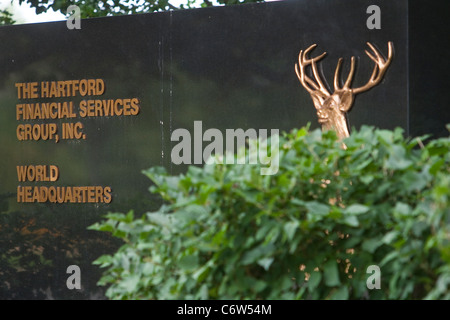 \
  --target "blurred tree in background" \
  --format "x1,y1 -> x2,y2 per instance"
18,0 -> 266,18
0,8 -> 15,24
